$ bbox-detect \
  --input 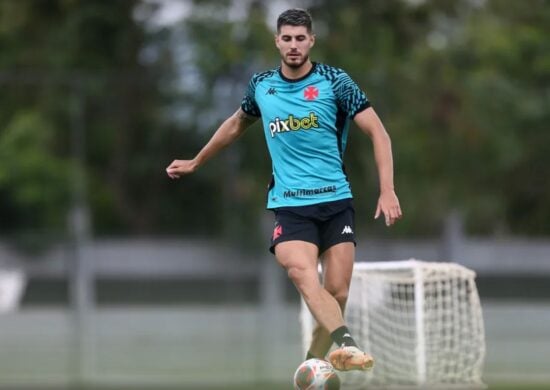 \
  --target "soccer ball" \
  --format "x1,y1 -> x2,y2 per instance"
293,358 -> 341,390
